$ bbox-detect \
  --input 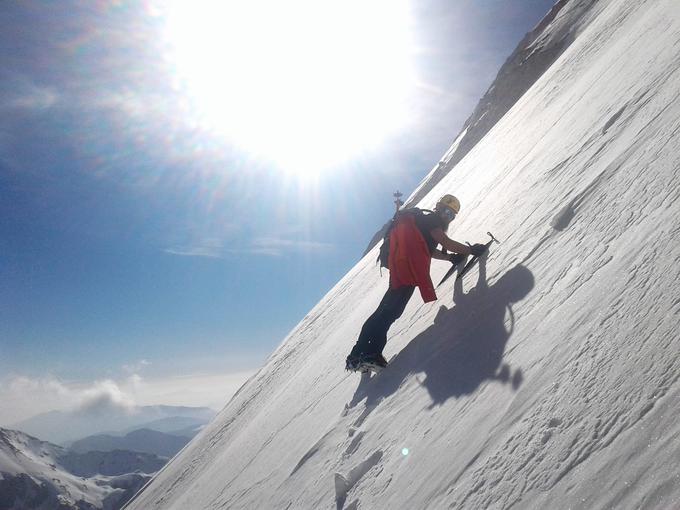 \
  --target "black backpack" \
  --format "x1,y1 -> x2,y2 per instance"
376,208 -> 433,269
